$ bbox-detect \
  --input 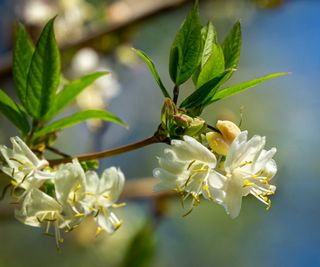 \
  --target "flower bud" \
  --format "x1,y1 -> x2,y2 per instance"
173,114 -> 193,128
185,117 -> 206,136
216,120 -> 241,144
206,132 -> 229,155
